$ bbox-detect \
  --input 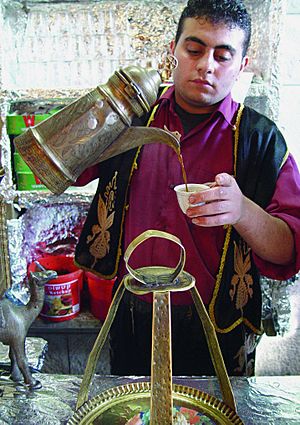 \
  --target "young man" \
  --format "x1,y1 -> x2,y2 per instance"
75,0 -> 300,376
